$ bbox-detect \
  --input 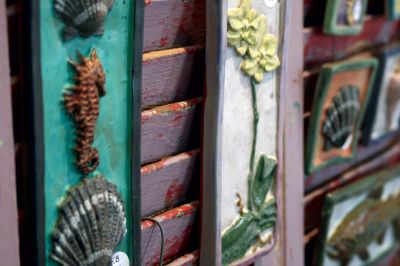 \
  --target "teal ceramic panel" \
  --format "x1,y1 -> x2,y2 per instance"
387,0 -> 400,20
39,1 -> 135,264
